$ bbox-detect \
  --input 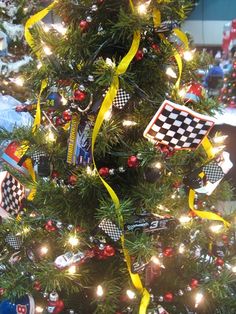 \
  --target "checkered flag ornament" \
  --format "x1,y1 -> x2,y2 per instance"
143,100 -> 215,150
103,89 -> 131,110
31,151 -> 47,165
0,171 -> 25,219
98,219 -> 122,242
5,234 -> 22,250
195,151 -> 233,195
